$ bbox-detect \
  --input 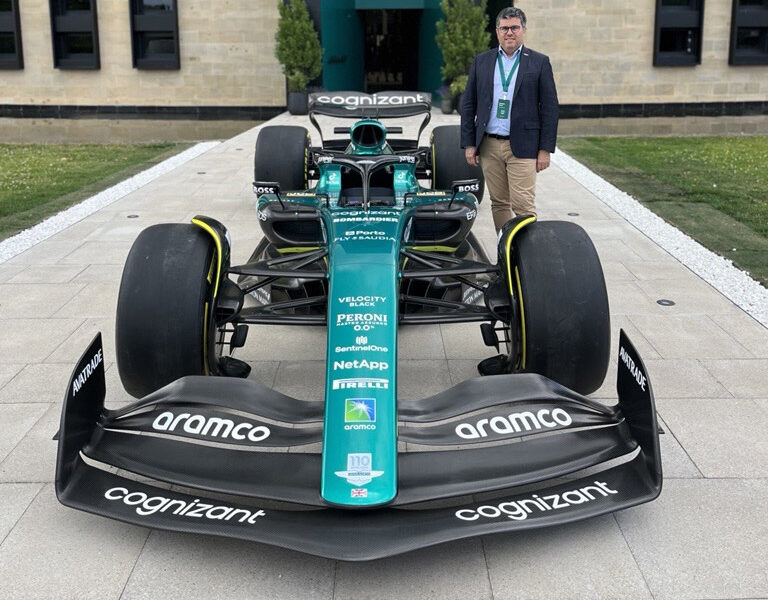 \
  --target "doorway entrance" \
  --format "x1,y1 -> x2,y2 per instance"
360,10 -> 421,92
